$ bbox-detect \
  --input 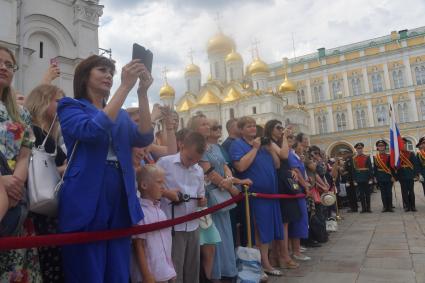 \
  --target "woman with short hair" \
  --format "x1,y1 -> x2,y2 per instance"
57,55 -> 154,282
229,116 -> 283,277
